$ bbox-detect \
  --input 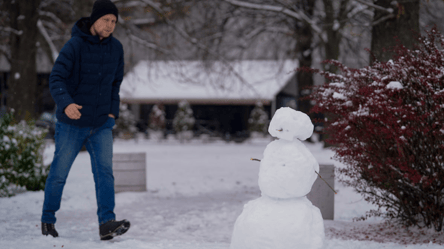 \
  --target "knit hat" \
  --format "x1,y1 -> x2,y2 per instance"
90,0 -> 119,25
